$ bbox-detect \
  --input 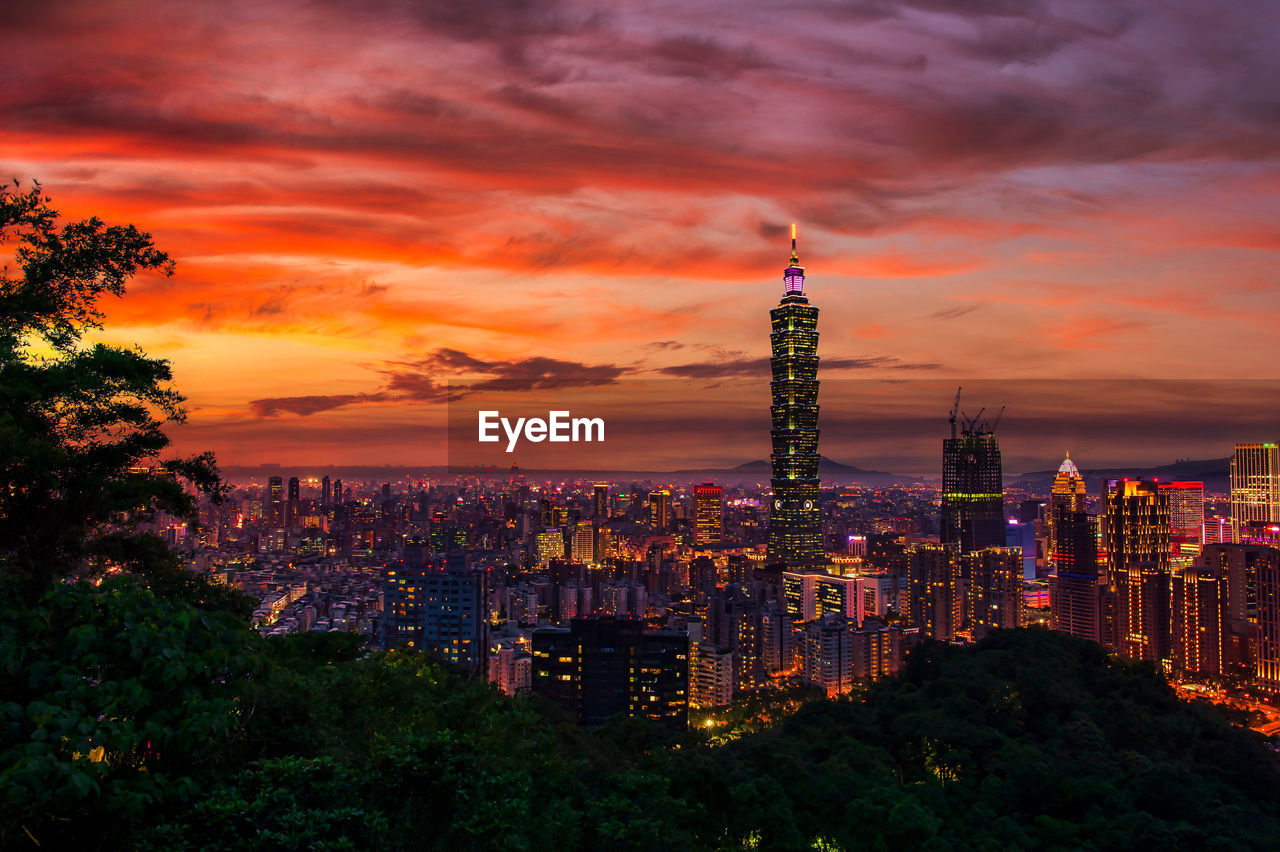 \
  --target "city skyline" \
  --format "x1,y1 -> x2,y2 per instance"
4,0 -> 1280,467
